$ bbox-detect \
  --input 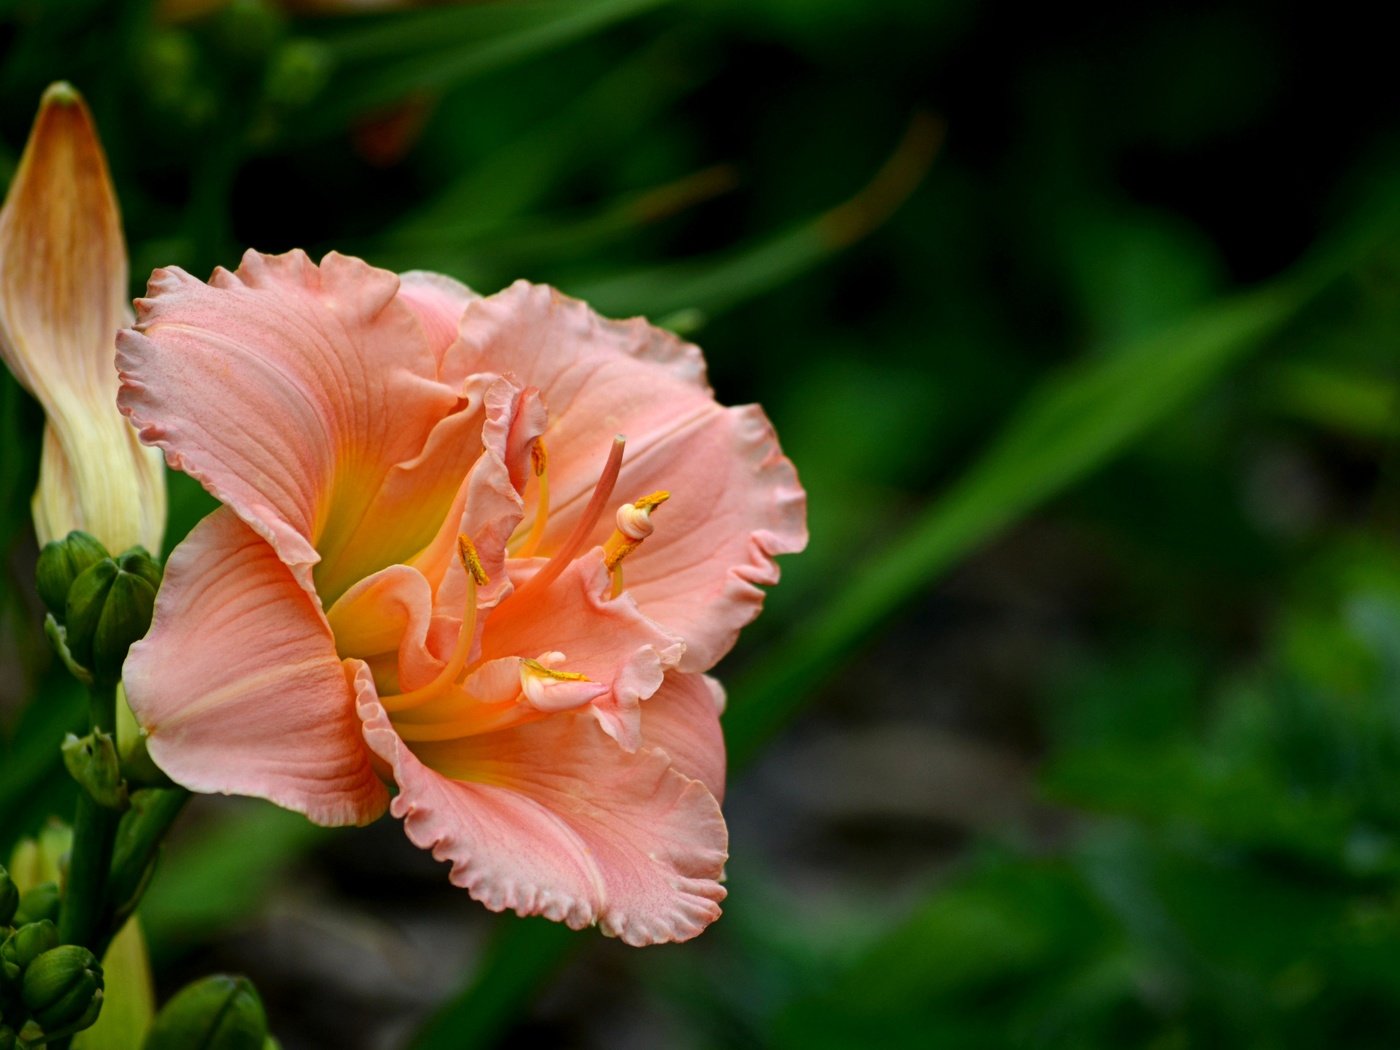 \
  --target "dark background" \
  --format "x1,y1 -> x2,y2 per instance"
5,0 -> 1400,1046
